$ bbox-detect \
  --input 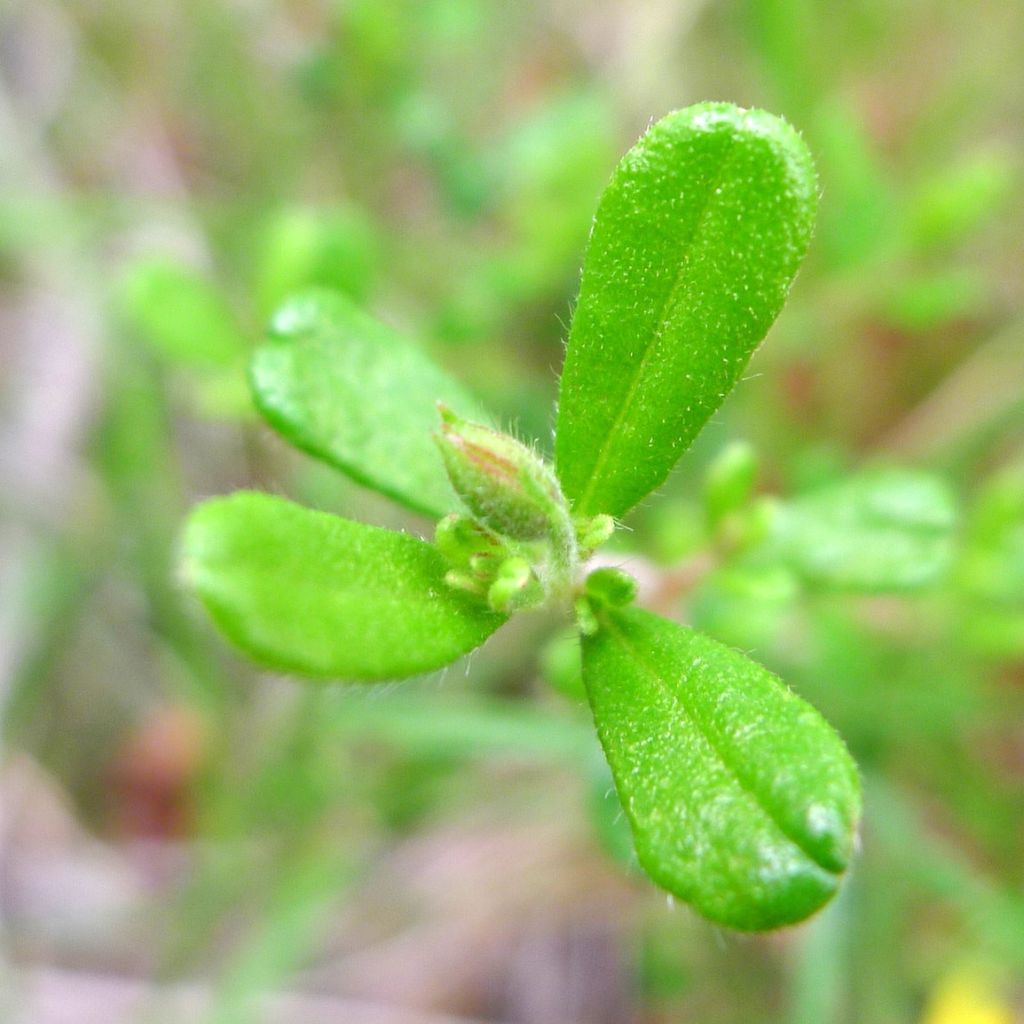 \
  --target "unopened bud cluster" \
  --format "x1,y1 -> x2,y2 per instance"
434,513 -> 543,613
574,512 -> 615,559
575,566 -> 639,636
434,405 -> 633,620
